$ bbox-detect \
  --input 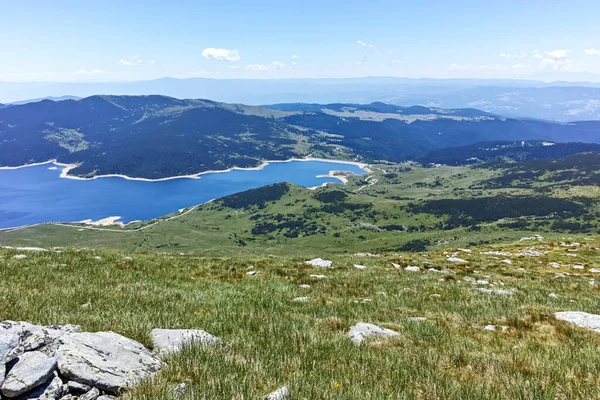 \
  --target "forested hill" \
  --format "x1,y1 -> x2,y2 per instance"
1,95 -> 600,179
